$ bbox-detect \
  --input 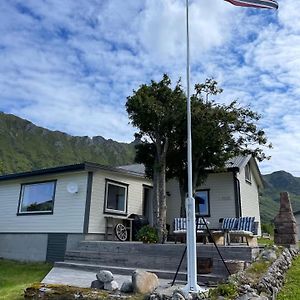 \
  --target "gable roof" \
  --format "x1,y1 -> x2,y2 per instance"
0,162 -> 146,182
